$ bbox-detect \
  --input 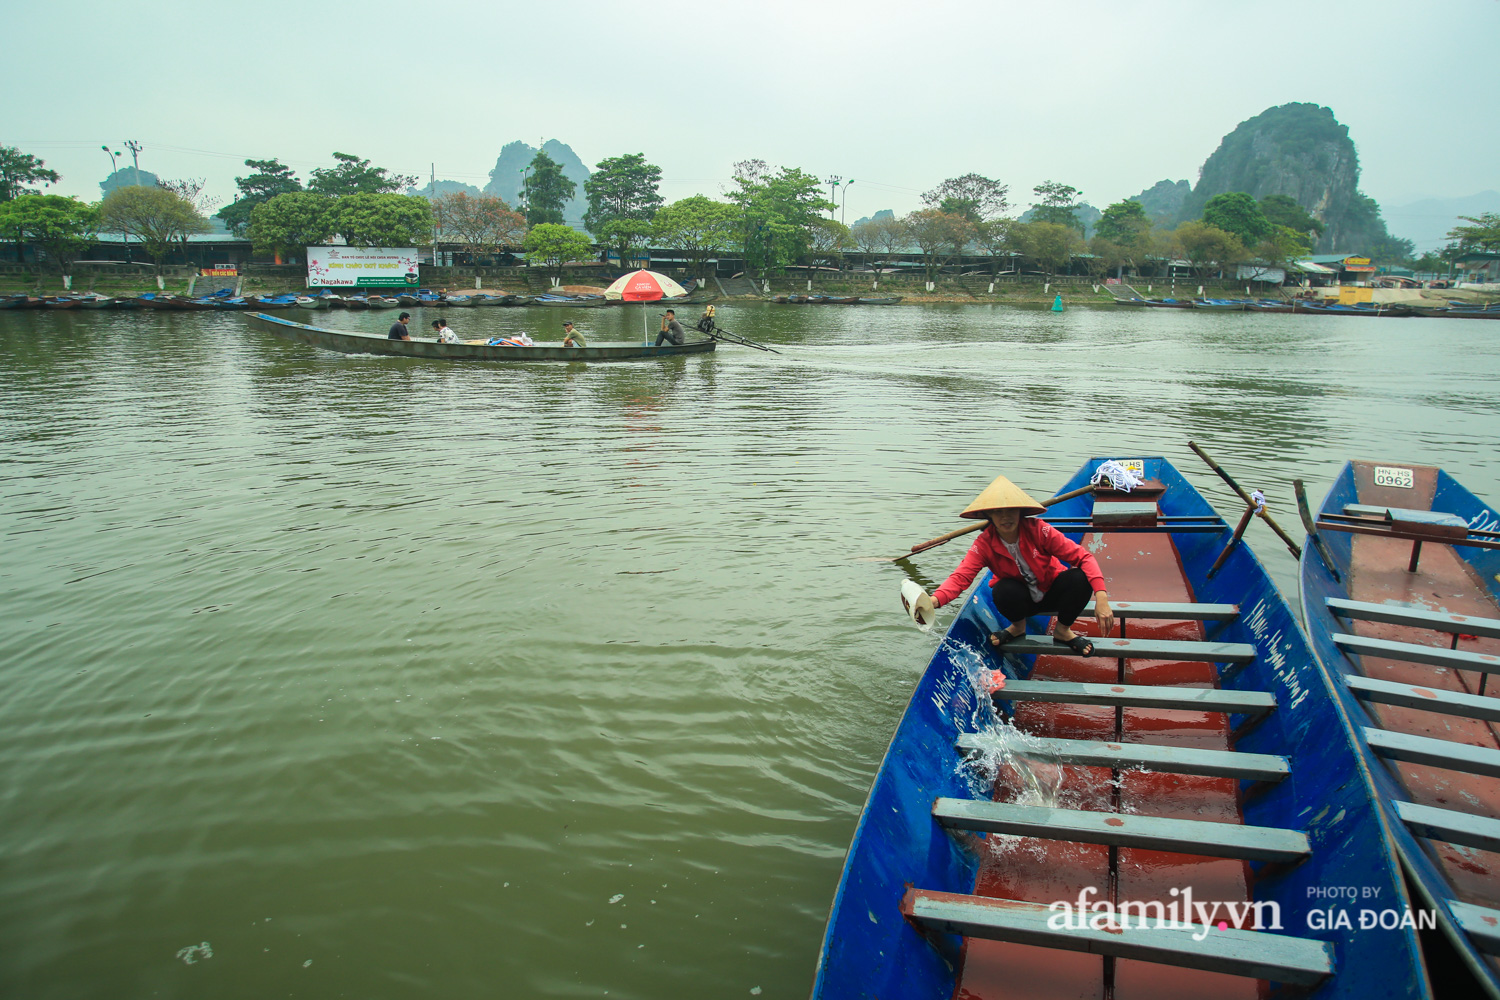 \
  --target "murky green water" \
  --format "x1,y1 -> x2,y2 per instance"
2,303 -> 1497,999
